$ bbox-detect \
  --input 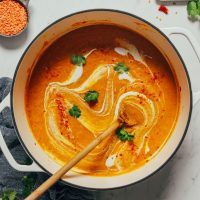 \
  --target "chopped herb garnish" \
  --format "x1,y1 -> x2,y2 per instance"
114,62 -> 129,74
71,55 -> 86,66
116,127 -> 134,141
22,173 -> 37,197
187,0 -> 200,18
84,90 -> 99,103
0,190 -> 17,200
0,174 -> 37,199
69,105 -> 81,118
